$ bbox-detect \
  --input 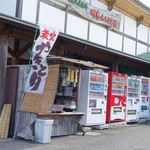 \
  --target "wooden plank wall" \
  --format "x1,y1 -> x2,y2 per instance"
0,34 -> 8,111
39,115 -> 78,137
